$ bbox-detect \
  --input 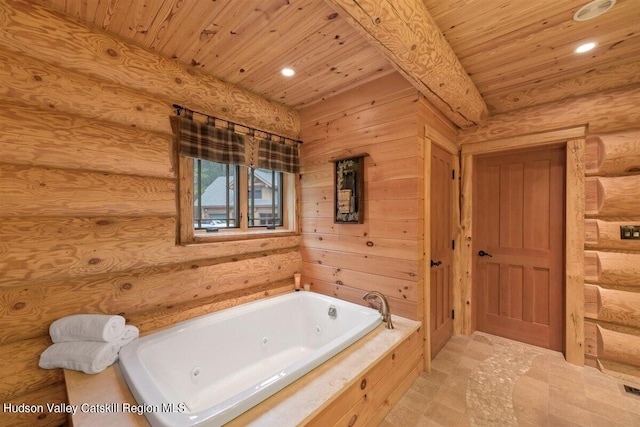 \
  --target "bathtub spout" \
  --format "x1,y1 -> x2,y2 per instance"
362,291 -> 394,329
